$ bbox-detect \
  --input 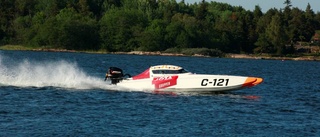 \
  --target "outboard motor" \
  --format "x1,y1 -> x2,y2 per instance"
105,67 -> 131,84
105,67 -> 124,84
